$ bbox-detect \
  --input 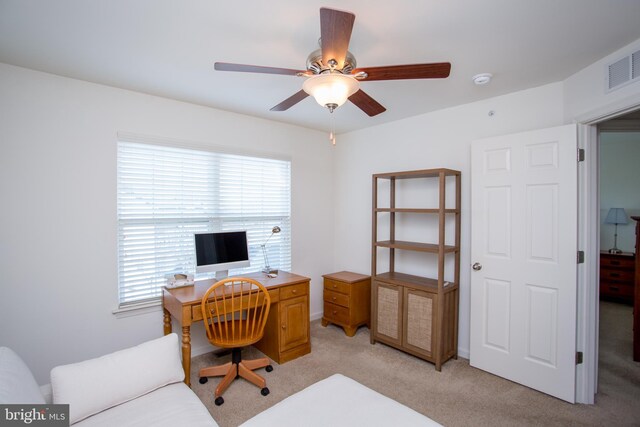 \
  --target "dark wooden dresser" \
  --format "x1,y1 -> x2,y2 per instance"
632,216 -> 640,362
600,251 -> 635,305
